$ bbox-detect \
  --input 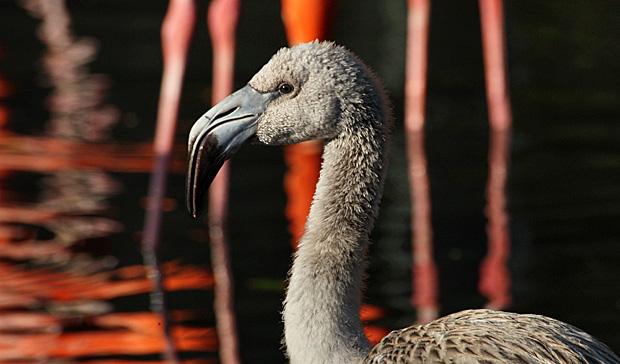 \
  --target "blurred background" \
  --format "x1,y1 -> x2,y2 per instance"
0,0 -> 619,363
